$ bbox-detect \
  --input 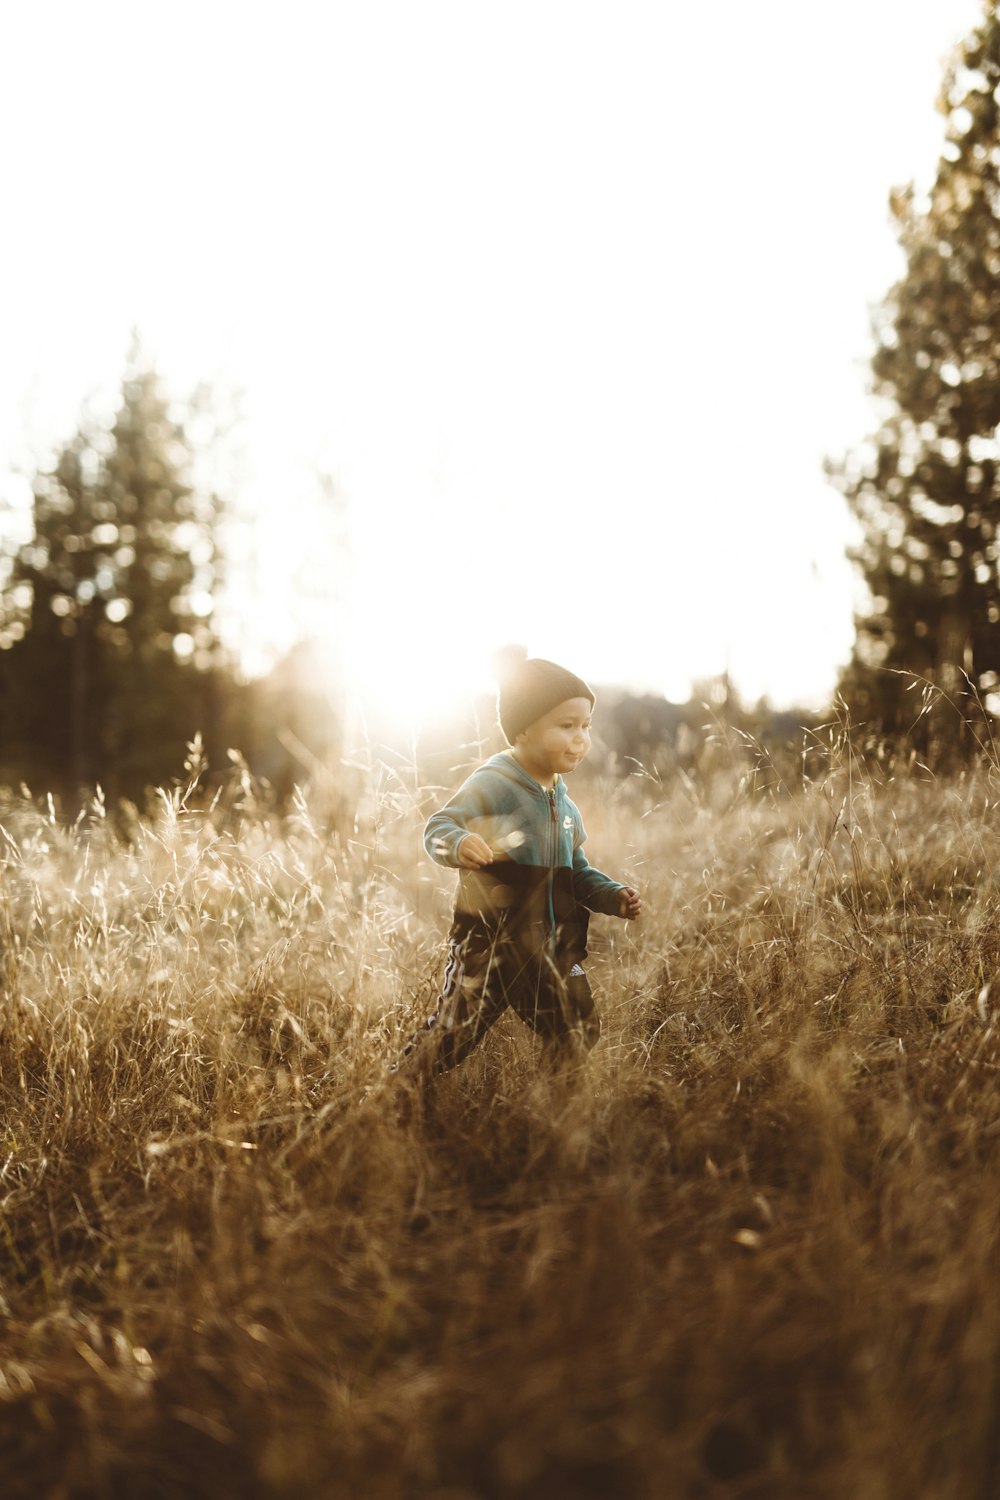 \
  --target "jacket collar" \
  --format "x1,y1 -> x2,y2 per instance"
486,750 -> 563,800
